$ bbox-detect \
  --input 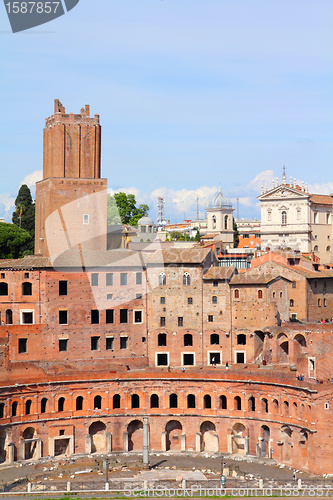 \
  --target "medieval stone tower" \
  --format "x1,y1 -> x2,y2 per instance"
35,100 -> 107,258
